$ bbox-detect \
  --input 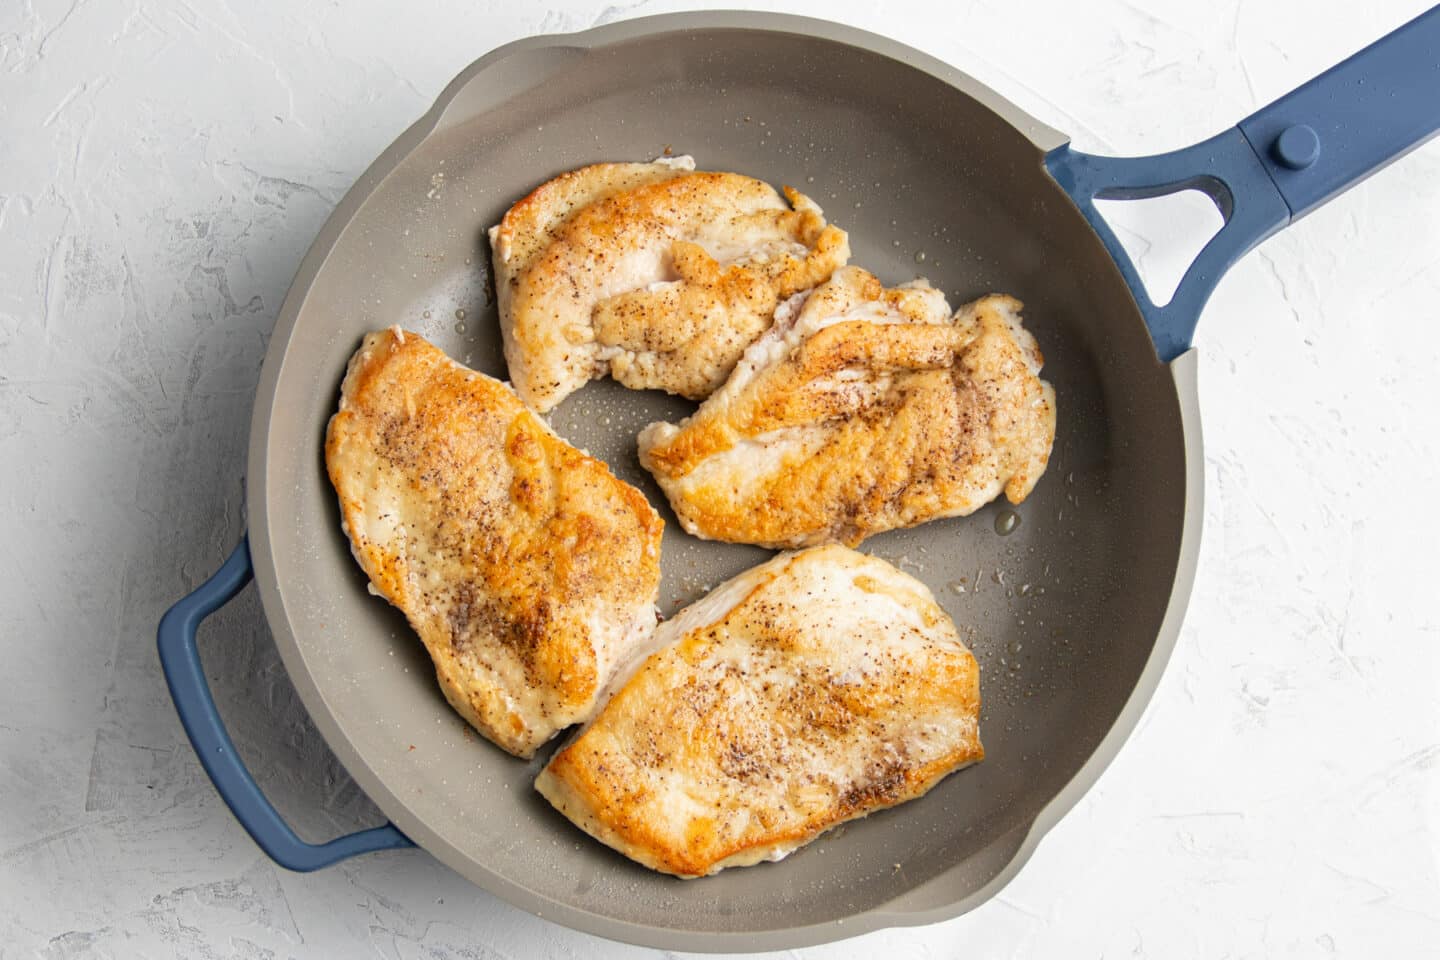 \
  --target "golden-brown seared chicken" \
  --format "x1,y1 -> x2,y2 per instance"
534,544 -> 983,878
325,328 -> 663,757
638,266 -> 1056,549
488,157 -> 850,412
